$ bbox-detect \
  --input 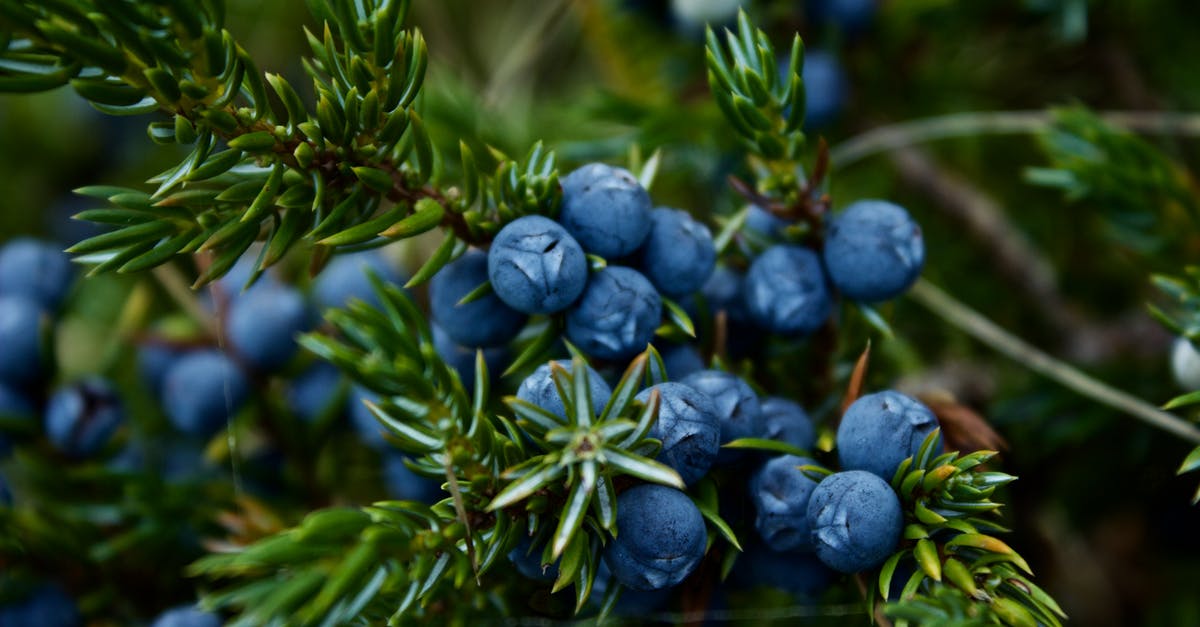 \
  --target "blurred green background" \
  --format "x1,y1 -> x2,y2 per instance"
4,1 -> 1200,624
